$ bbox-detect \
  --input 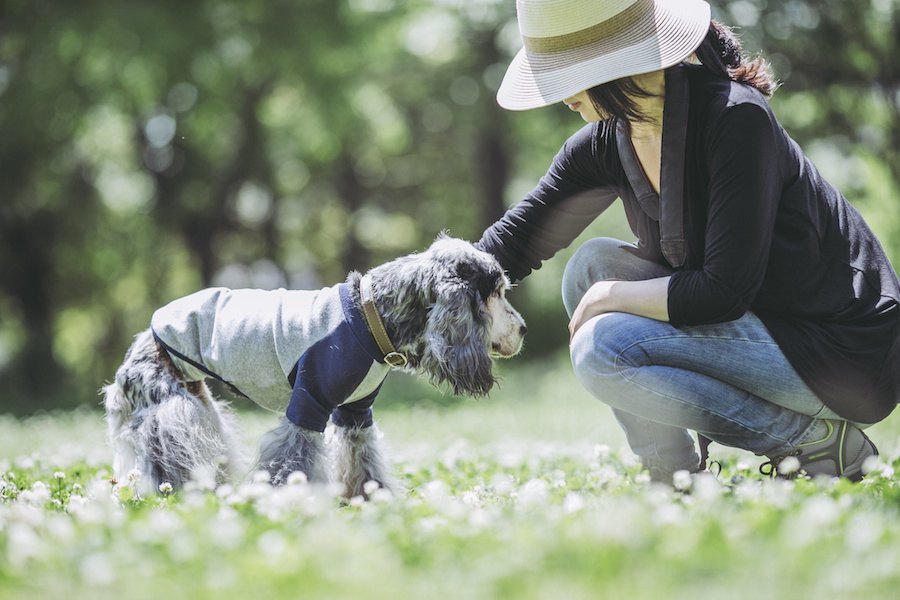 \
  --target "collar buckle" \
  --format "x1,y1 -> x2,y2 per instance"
384,351 -> 408,368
